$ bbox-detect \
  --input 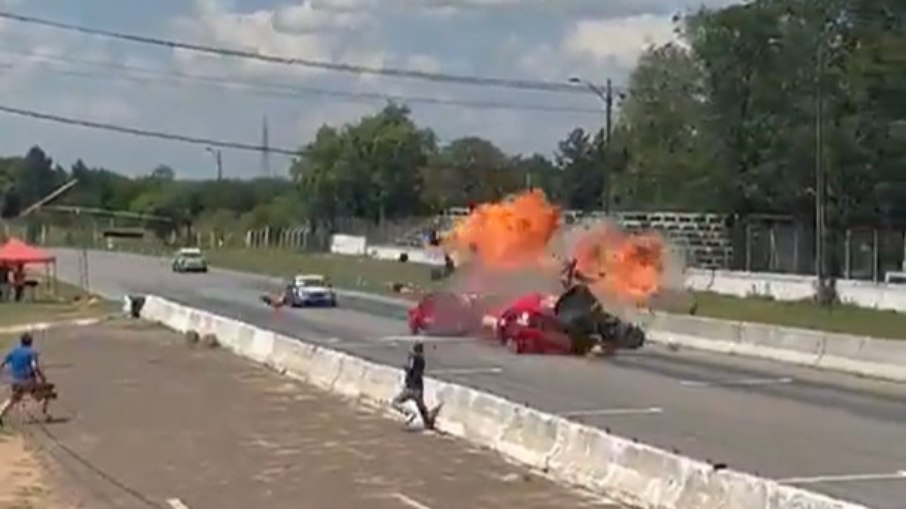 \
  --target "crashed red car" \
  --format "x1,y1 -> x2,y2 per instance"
407,291 -> 481,335
482,292 -> 575,354
494,297 -> 575,354
491,286 -> 647,356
